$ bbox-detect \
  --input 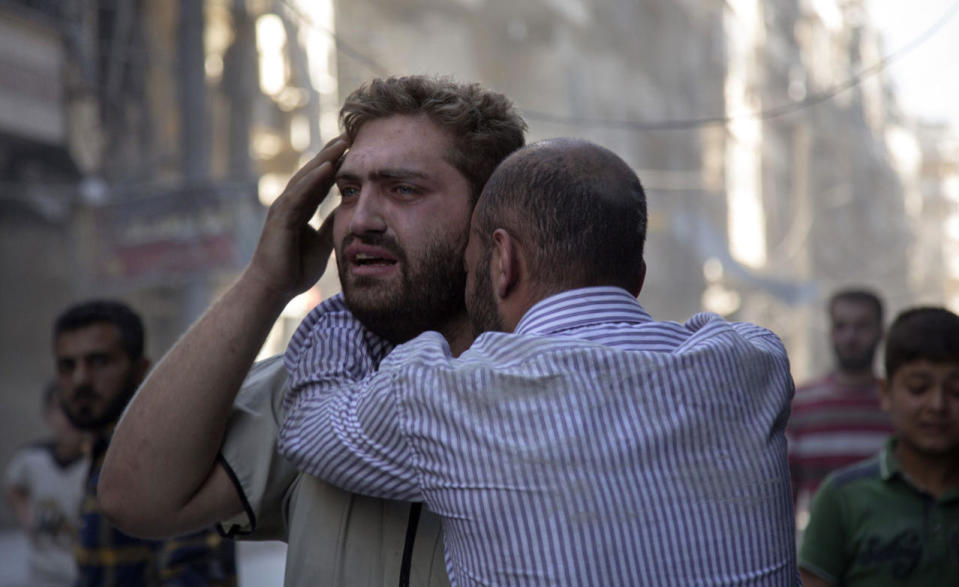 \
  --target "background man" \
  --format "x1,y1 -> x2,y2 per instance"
799,306 -> 959,585
789,289 -> 894,516
4,382 -> 88,586
278,138 -> 799,585
53,300 -> 236,586
98,76 -> 526,586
